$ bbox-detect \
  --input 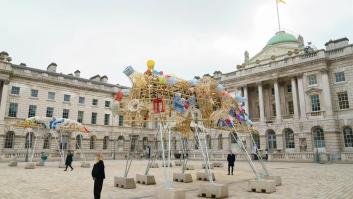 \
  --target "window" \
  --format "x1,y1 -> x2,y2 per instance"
92,99 -> 98,106
335,72 -> 345,82
91,112 -> 97,124
30,89 -> 38,97
218,134 -> 223,150
287,85 -> 292,93
271,88 -> 275,96
76,135 -> 83,149
103,136 -> 109,150
43,133 -> 51,149
337,91 -> 349,109
206,135 -> 212,149
77,111 -> 84,123
307,74 -> 317,85
64,94 -> 71,102
4,131 -> 15,149
63,109 -> 70,119
28,105 -> 37,117
11,86 -> 20,95
311,95 -> 321,112
288,101 -> 294,115
25,132 -> 34,149
272,104 -> 276,116
48,92 -> 55,100
105,101 -> 111,108
267,130 -> 277,153
313,127 -> 325,148
284,128 -> 295,148
104,114 -> 110,125
343,127 -> 353,147
252,133 -> 260,149
90,136 -> 96,149
8,103 -> 18,117
46,107 -> 54,117
119,115 -> 124,126
79,97 -> 85,104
